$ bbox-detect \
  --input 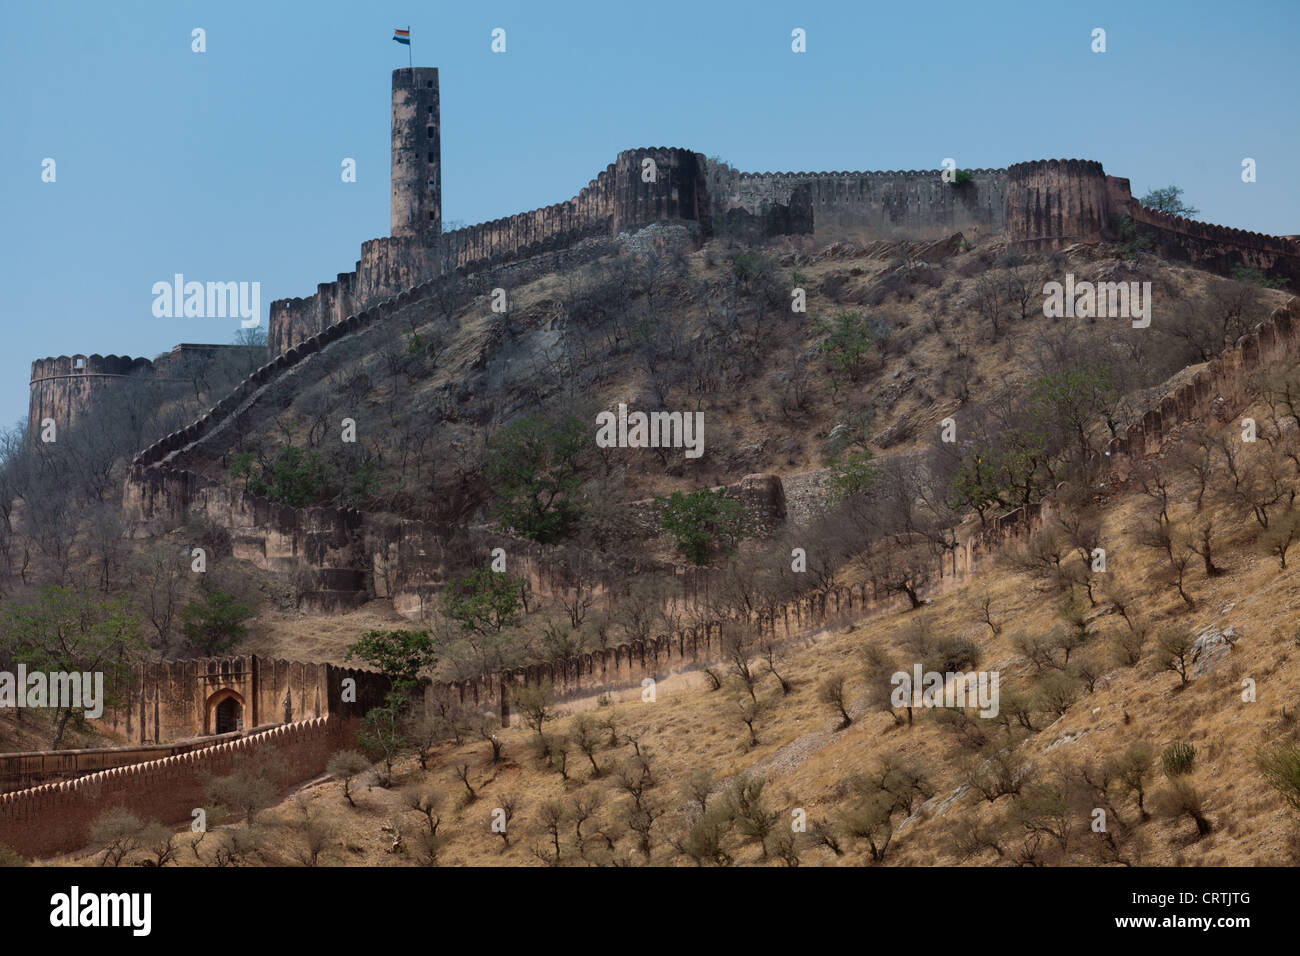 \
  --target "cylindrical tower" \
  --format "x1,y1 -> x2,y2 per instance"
613,148 -> 709,234
391,67 -> 441,244
1005,159 -> 1111,251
